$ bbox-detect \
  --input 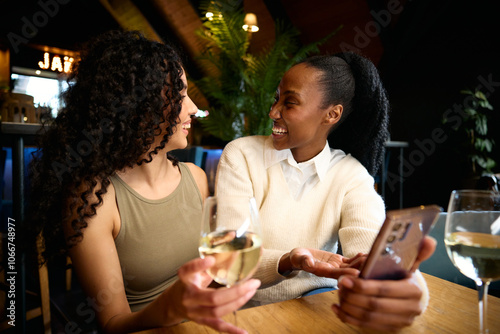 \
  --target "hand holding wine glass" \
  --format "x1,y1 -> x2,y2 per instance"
445,190 -> 500,334
199,195 -> 263,327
